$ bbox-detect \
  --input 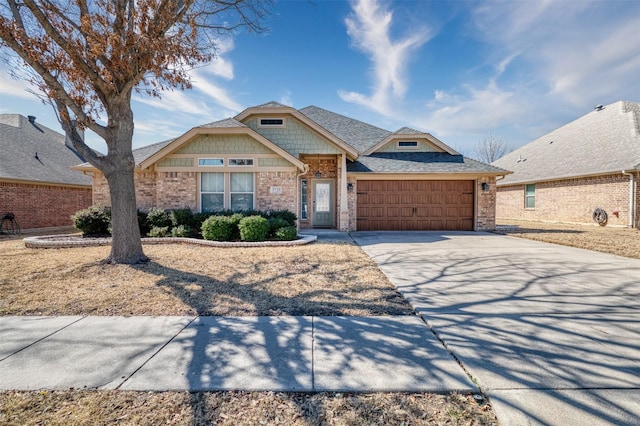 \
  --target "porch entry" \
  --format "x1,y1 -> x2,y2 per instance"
313,180 -> 334,228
